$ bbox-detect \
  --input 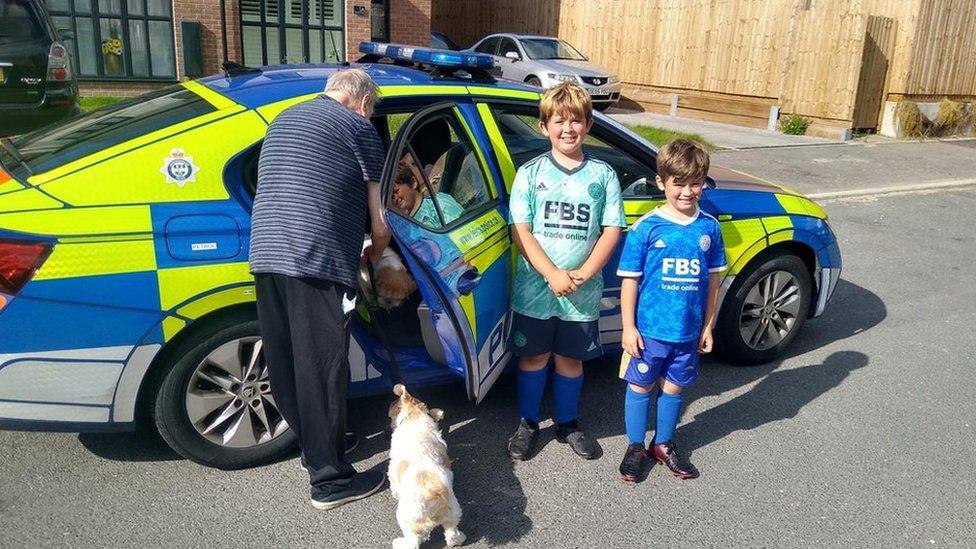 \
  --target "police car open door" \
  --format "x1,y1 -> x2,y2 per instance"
382,102 -> 512,403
